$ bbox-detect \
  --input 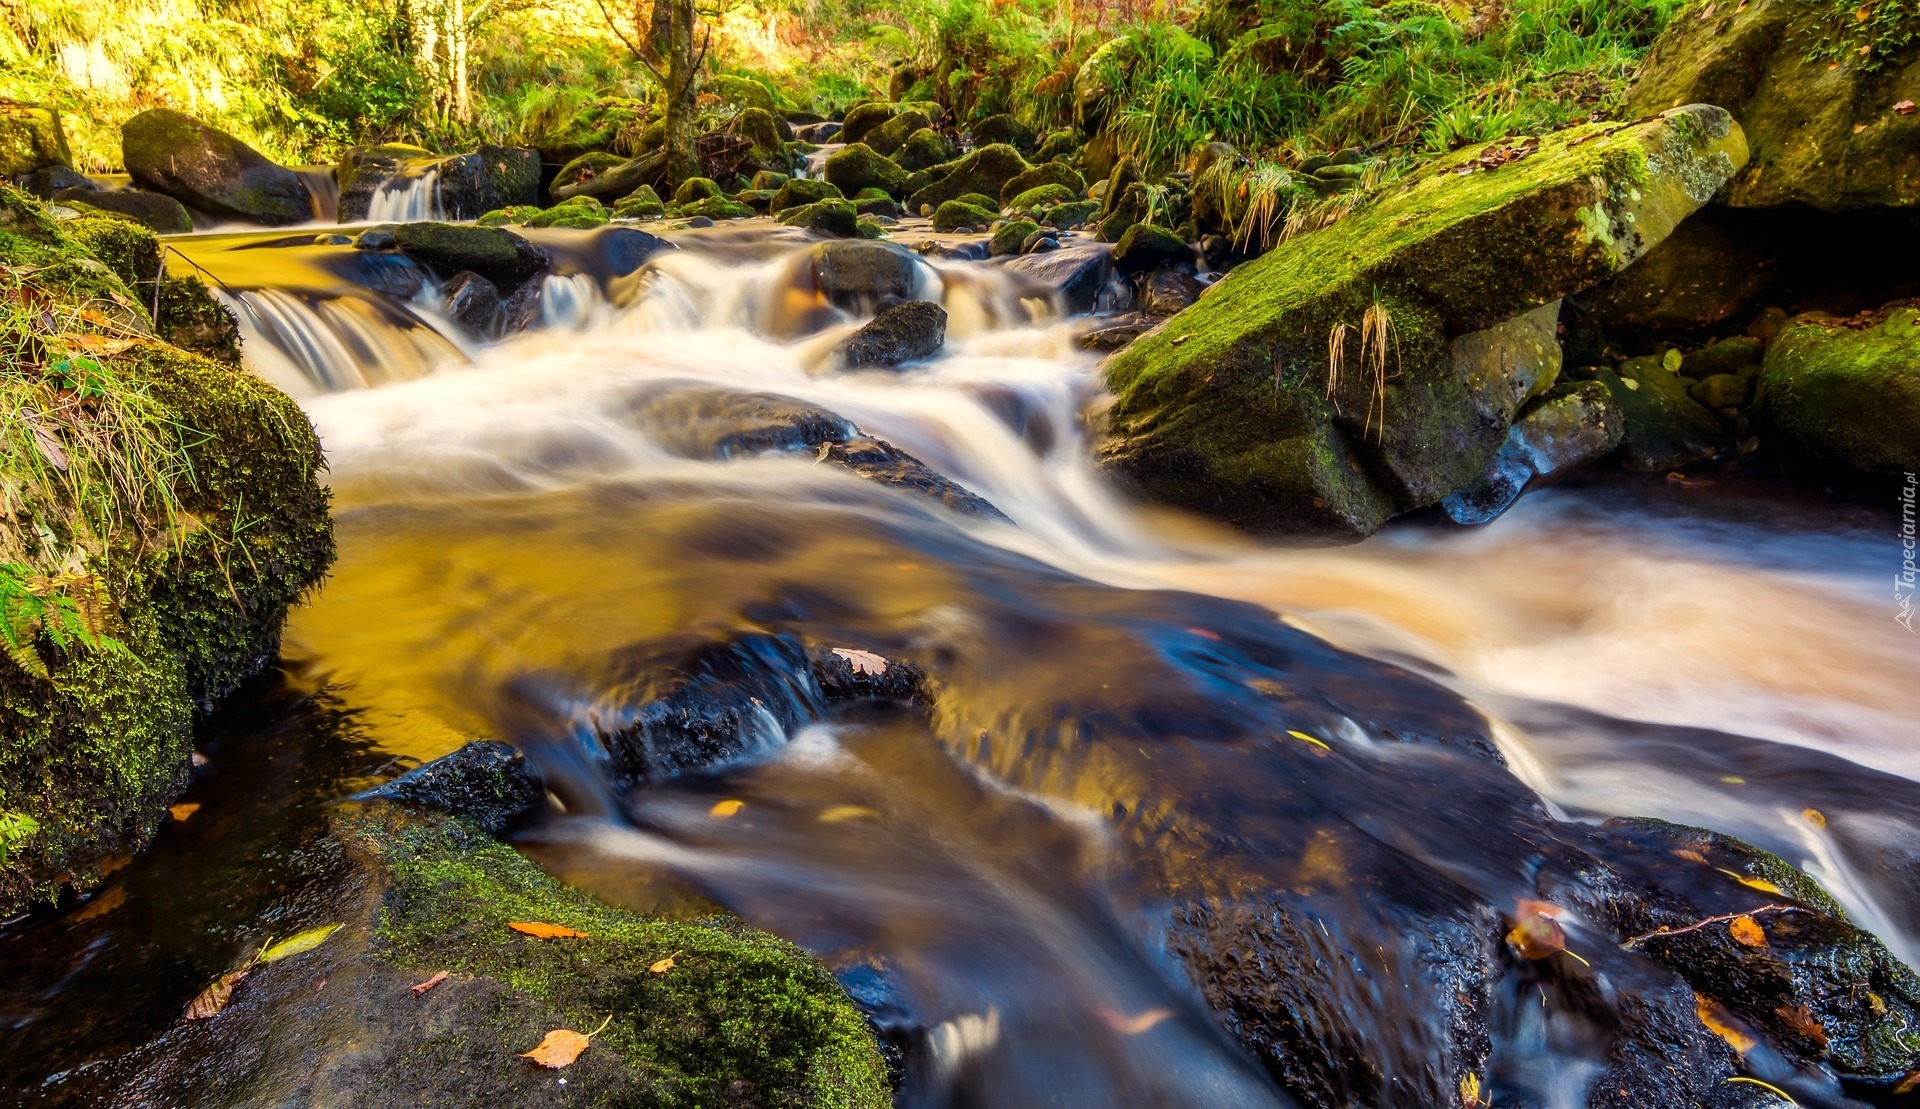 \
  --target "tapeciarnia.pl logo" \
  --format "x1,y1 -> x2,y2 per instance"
1900,471 -> 1916,632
